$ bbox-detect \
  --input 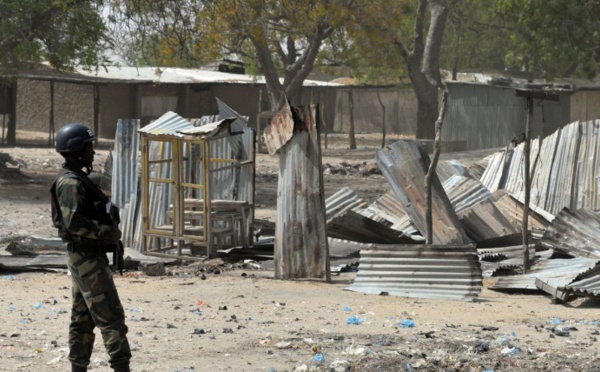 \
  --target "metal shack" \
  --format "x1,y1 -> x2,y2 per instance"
138,111 -> 255,259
